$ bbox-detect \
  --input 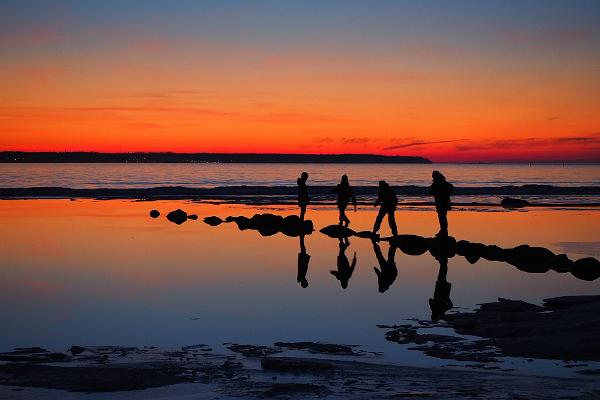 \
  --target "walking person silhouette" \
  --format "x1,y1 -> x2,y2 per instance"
372,180 -> 398,236
429,171 -> 453,237
334,174 -> 357,226
297,172 -> 309,221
